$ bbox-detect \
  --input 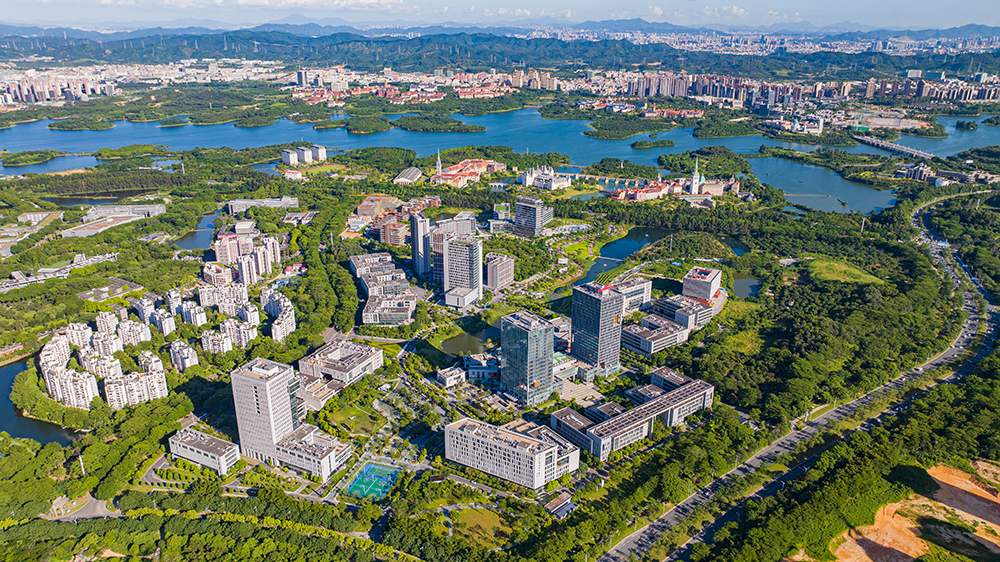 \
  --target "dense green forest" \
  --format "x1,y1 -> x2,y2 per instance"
690,346 -> 1000,562
0,150 -> 64,166
658,146 -> 751,176
391,115 -> 486,133
5,30 -> 1000,79
928,194 -> 1000,300
631,139 -> 676,150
